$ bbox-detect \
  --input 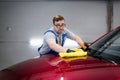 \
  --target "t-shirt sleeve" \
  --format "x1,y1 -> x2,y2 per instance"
64,28 -> 75,40
44,32 -> 56,43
